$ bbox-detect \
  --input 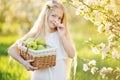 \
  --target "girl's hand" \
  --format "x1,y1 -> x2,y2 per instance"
22,60 -> 38,71
53,21 -> 65,37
